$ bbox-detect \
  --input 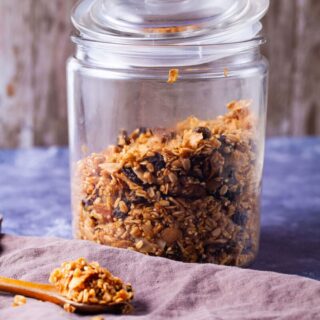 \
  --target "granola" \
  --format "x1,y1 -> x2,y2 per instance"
74,100 -> 260,266
12,295 -> 27,307
49,258 -> 134,306
167,69 -> 179,84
